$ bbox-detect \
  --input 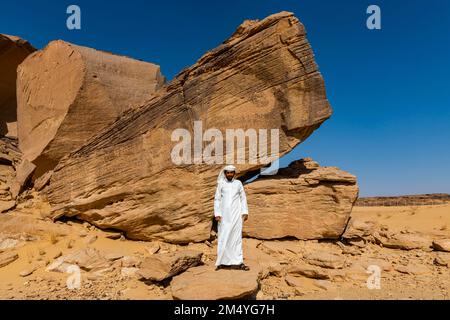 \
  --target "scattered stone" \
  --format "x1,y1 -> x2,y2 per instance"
432,239 -> 450,252
105,253 -> 123,261
79,230 -> 88,238
121,256 -> 141,268
342,218 -> 377,240
121,267 -> 139,278
434,253 -> 450,267
20,267 -> 37,277
84,235 -> 97,244
52,251 -> 62,259
138,250 -> 202,282
0,251 -> 19,268
67,239 -> 75,249
145,243 -> 161,255
47,248 -> 111,273
284,275 -> 305,288
104,231 -> 122,240
0,238 -> 20,250
314,279 -> 335,291
0,200 -> 16,213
